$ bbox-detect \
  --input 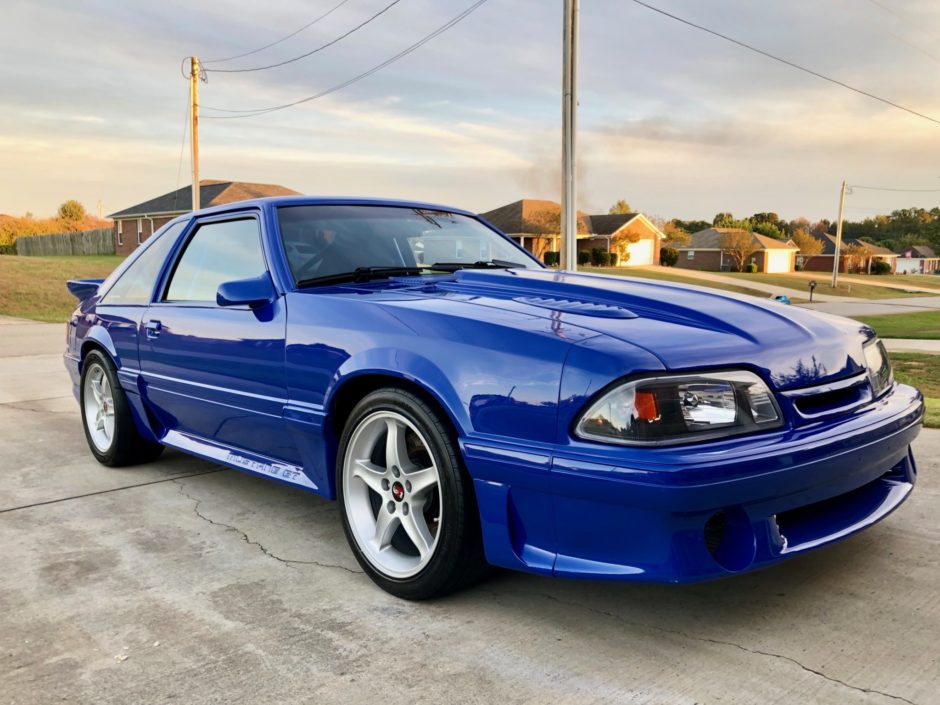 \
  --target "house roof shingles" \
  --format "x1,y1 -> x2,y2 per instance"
586,213 -> 639,235
479,199 -> 591,234
109,179 -> 301,218
679,228 -> 798,251
809,233 -> 898,257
